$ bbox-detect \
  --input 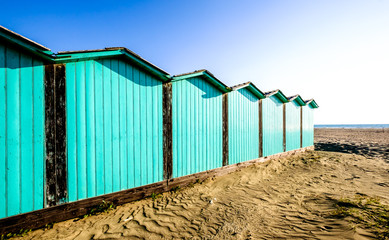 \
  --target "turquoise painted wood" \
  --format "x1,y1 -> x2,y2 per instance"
0,43 -> 45,218
228,88 -> 259,164
302,105 -> 314,147
285,101 -> 301,151
262,96 -> 284,156
66,58 -> 163,202
172,77 -> 223,178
